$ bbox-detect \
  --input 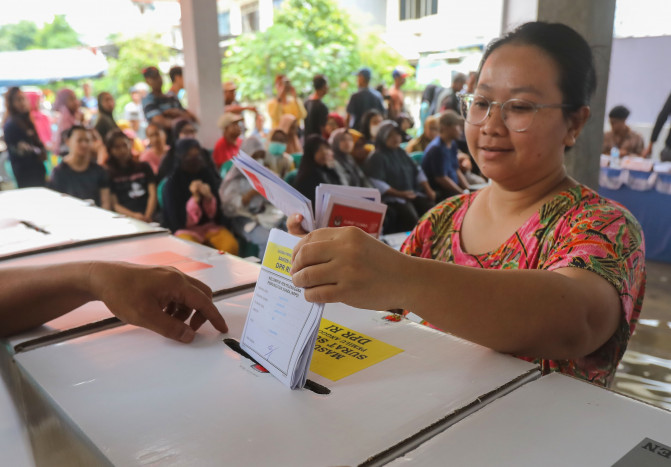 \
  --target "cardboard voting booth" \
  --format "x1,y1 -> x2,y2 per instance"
388,372 -> 671,466
2,234 -> 260,354
0,188 -> 165,260
13,293 -> 539,466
